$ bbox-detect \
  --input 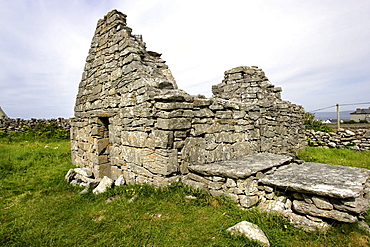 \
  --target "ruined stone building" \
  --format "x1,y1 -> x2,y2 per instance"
71,10 -> 305,186
69,10 -> 370,230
